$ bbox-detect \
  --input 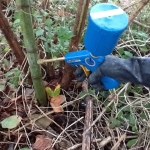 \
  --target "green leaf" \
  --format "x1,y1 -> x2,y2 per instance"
0,79 -> 6,91
14,12 -> 19,20
36,17 -> 42,23
78,92 -> 87,98
5,71 -> 14,79
140,46 -> 148,52
124,51 -> 133,58
13,19 -> 20,25
40,9 -> 48,17
132,126 -> 138,133
46,85 -> 60,98
109,117 -> 121,128
103,101 -> 112,112
140,113 -> 148,120
118,48 -> 124,55
1,115 -> 22,129
45,26 -> 50,31
132,30 -> 148,39
78,89 -> 95,98
137,31 -> 148,38
100,91 -> 109,98
88,89 -> 95,95
39,36 -> 47,42
5,68 -> 20,79
122,106 -> 130,112
20,148 -> 30,150
4,46 -> 9,52
53,85 -> 61,97
44,42 -> 50,53
129,114 -> 136,126
45,19 -> 53,27
144,103 -> 150,109
35,28 -> 44,37
46,87 -> 55,97
127,139 -> 137,147
117,111 -> 123,120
